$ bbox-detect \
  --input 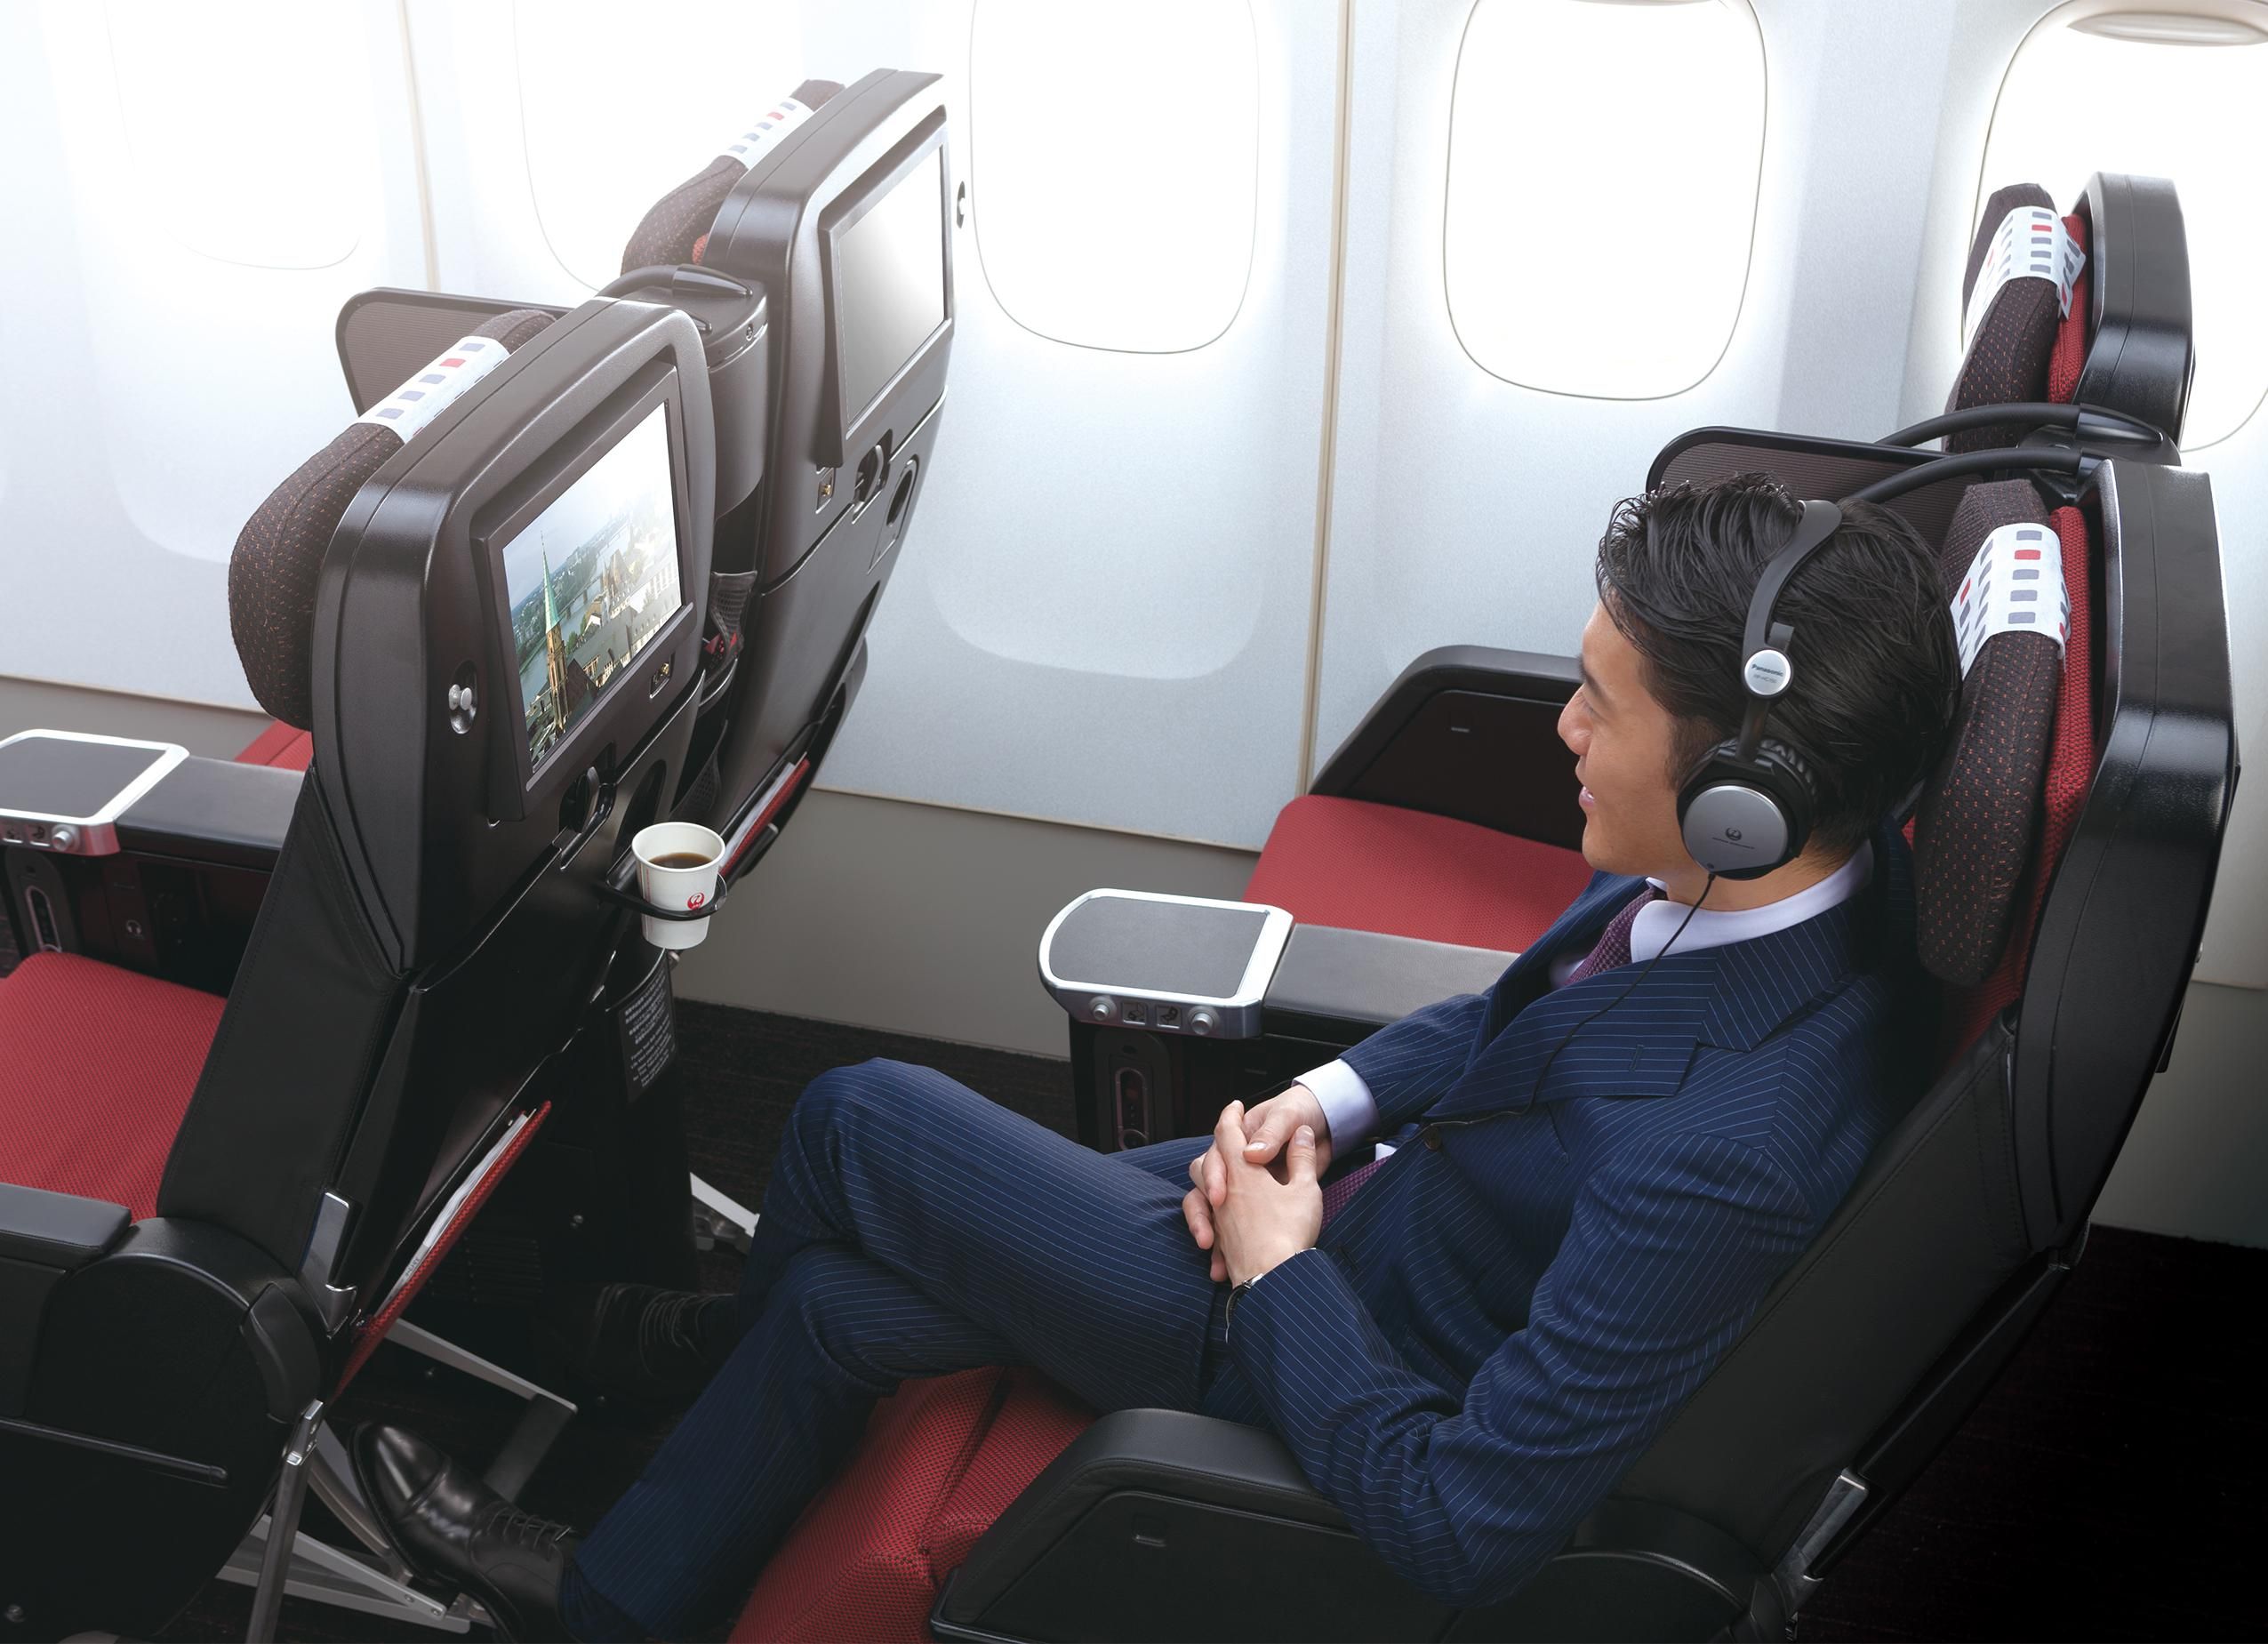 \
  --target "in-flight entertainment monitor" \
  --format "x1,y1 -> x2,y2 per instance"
829,143 -> 950,437
496,401 -> 685,778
